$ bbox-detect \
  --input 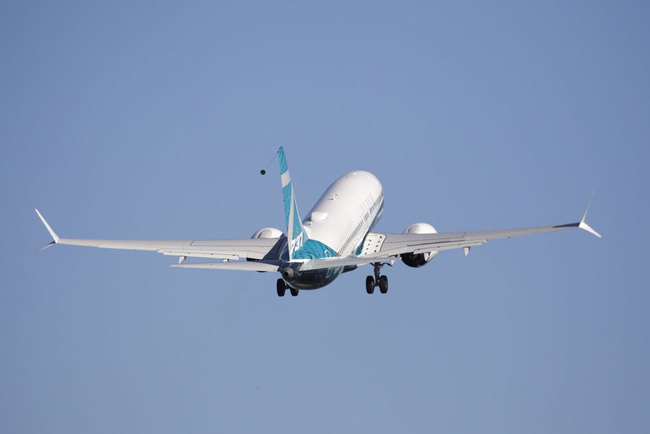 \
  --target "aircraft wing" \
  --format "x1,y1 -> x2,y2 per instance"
299,222 -> 598,271
365,221 -> 597,257
35,209 -> 283,261
299,197 -> 601,272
